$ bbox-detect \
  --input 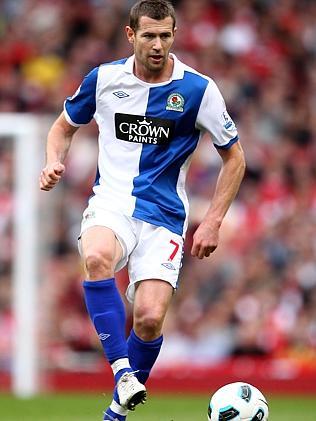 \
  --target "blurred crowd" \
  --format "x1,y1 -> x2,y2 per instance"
1,0 -> 316,372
